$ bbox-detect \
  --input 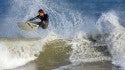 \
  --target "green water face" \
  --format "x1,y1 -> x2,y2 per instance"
35,39 -> 72,70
